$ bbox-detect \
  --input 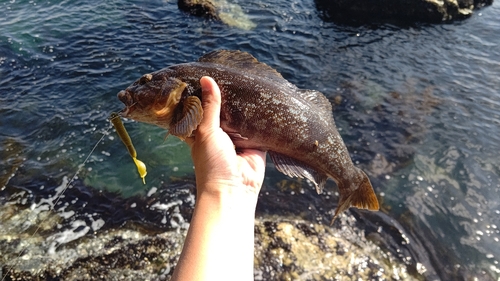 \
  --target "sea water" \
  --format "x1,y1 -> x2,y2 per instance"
1,0 -> 499,280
